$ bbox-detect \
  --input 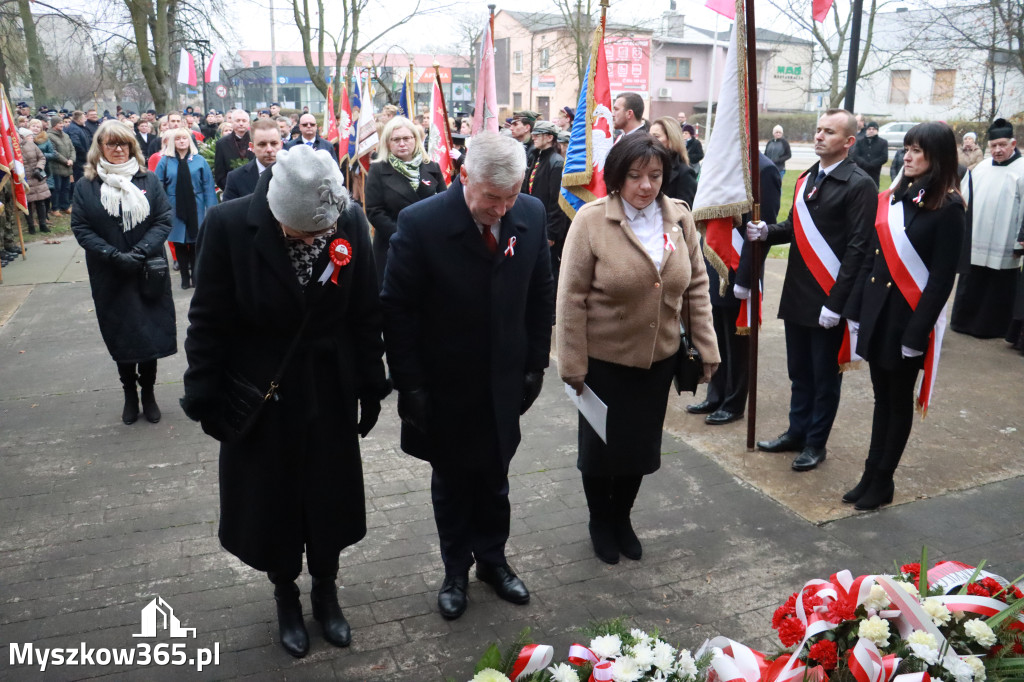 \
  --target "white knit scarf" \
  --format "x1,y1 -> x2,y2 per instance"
96,158 -> 150,232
